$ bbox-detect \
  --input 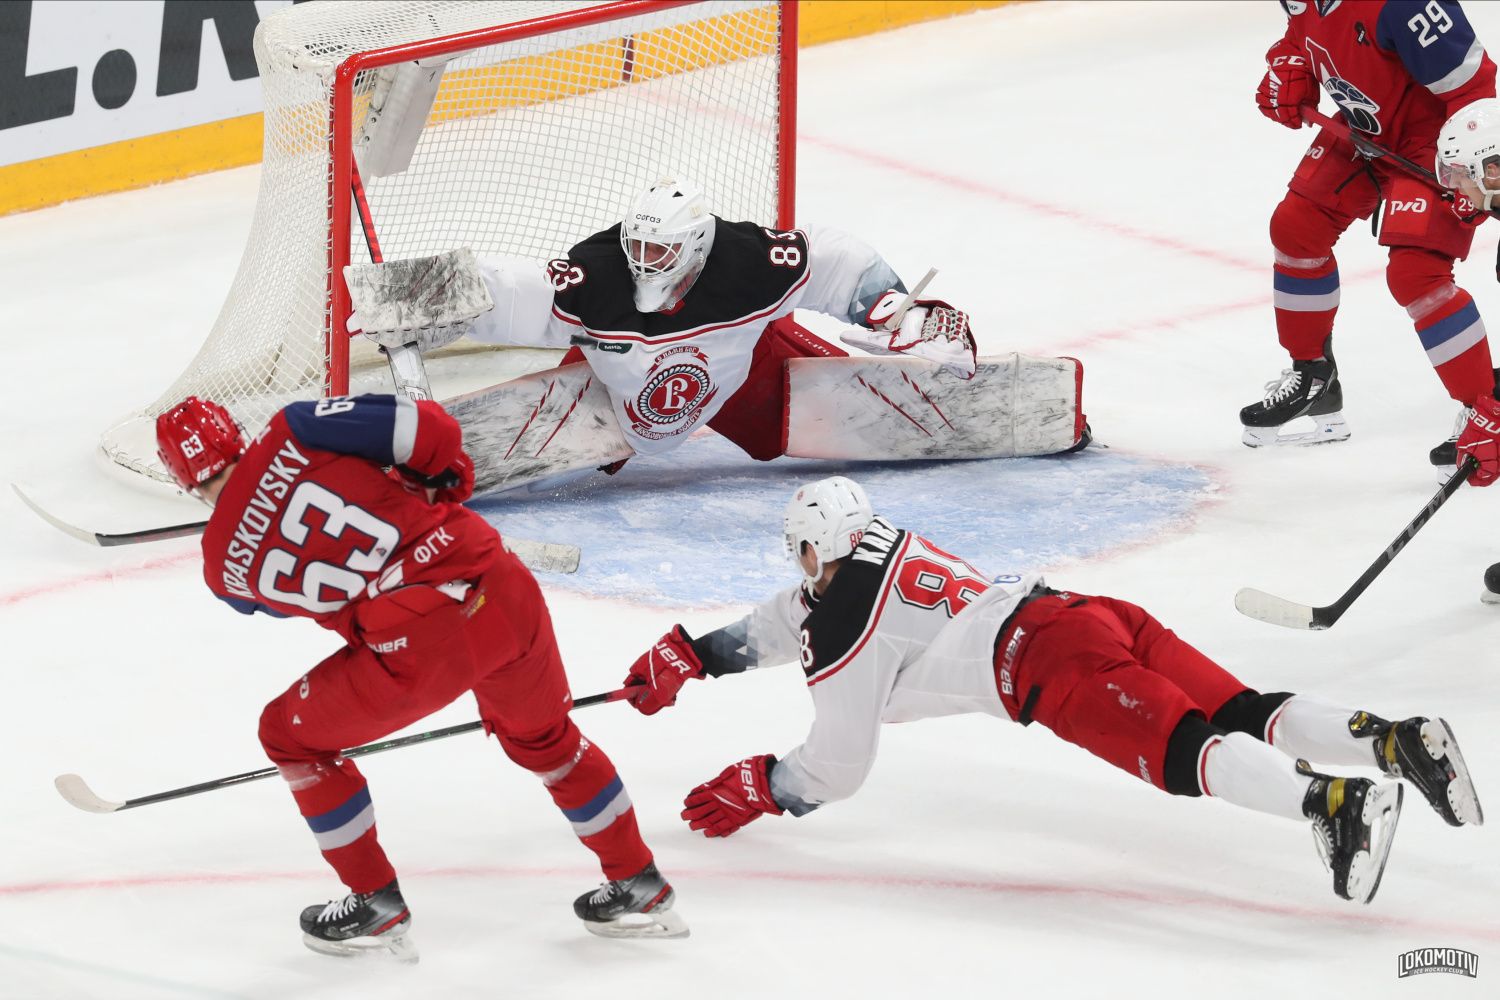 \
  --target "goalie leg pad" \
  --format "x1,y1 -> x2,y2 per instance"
784,353 -> 1085,460
445,362 -> 633,496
